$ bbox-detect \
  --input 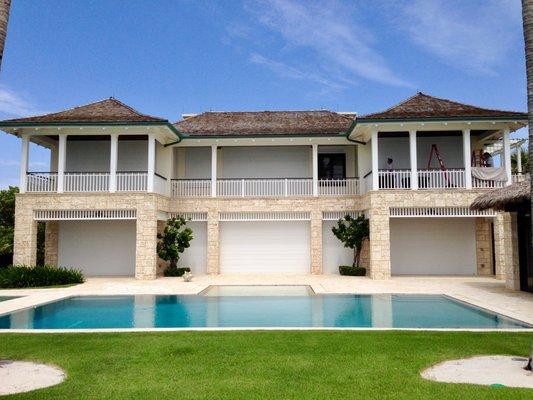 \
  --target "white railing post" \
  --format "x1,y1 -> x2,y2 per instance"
409,130 -> 418,190
516,146 -> 522,174
284,178 -> 288,196
312,144 -> 318,197
147,134 -> 155,192
462,129 -> 472,189
502,128 -> 512,186
109,133 -> 118,192
211,144 -> 217,197
19,135 -> 29,193
371,130 -> 379,190
57,134 -> 67,193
